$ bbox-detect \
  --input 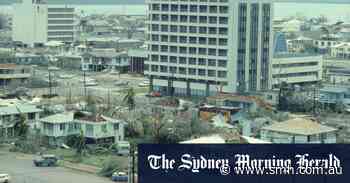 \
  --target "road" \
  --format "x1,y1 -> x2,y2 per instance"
0,151 -> 112,183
